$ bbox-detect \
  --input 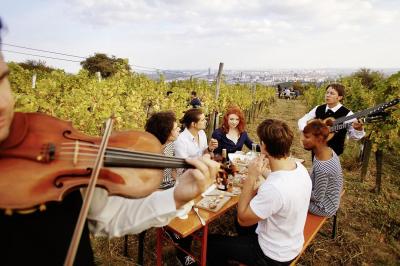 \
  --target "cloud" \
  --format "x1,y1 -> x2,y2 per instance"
66,0 -> 399,41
